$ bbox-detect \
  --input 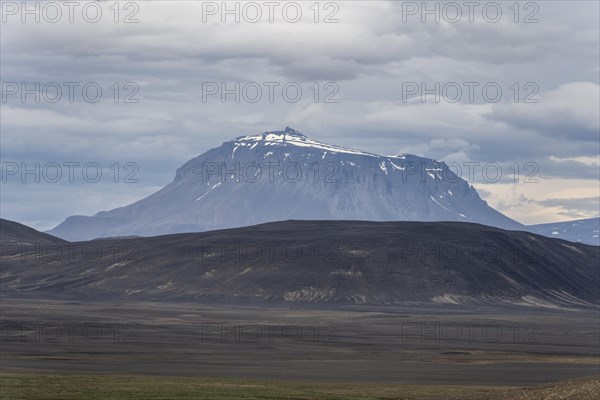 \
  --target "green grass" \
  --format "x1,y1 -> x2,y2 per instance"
0,374 -> 504,400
